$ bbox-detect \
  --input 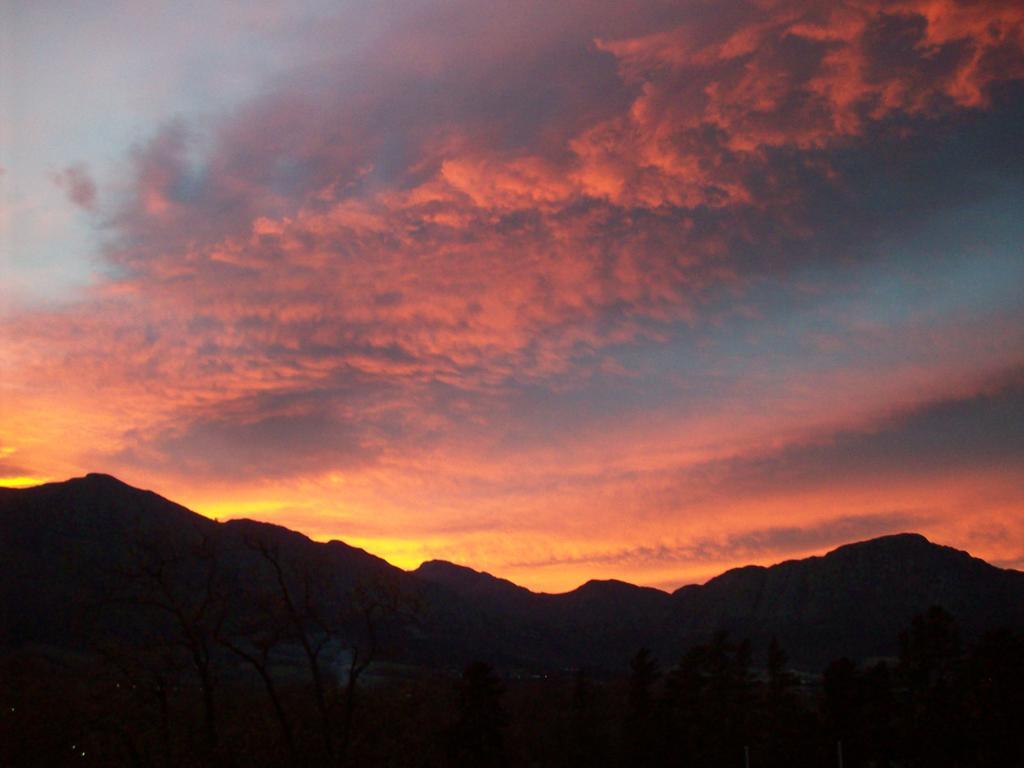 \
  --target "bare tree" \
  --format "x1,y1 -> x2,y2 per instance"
244,536 -> 340,760
215,578 -> 298,763
114,522 -> 228,763
339,572 -> 420,760
240,534 -> 420,765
